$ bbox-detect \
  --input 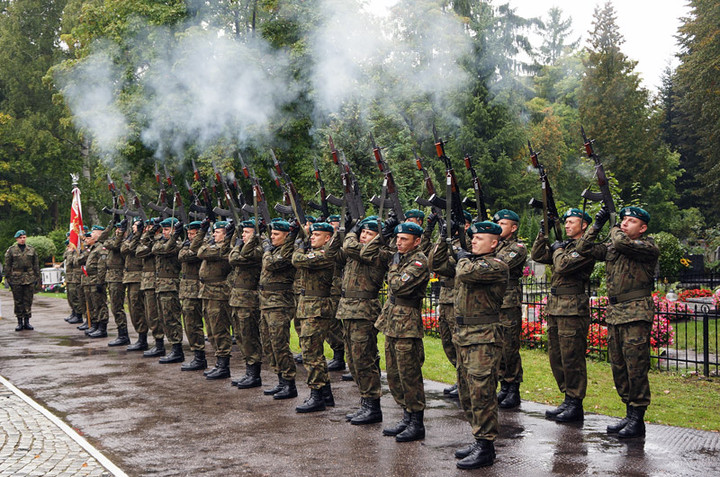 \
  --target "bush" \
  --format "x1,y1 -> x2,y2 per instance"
654,231 -> 685,278
25,236 -> 56,265
48,229 -> 68,259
